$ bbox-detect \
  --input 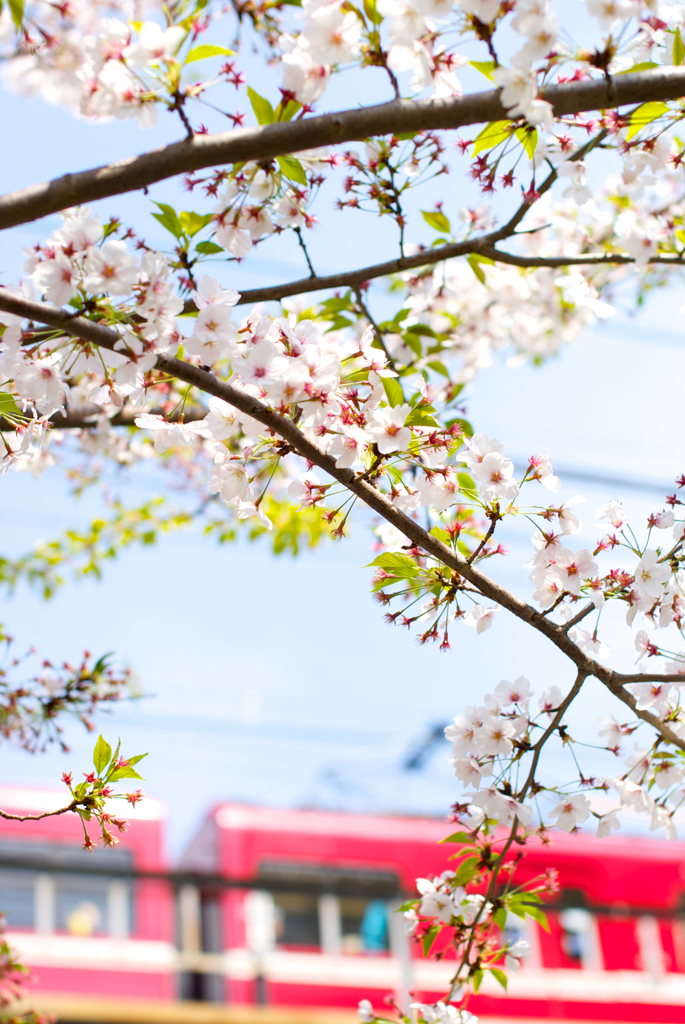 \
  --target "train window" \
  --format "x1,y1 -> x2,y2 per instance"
0,870 -> 35,928
340,897 -> 388,954
272,893 -> 320,948
55,875 -> 110,936
560,908 -> 592,962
